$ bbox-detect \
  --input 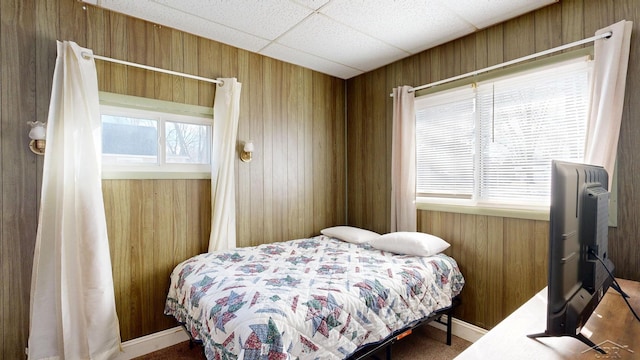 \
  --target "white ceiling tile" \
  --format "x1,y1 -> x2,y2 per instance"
277,13 -> 409,71
442,0 -> 558,29
261,42 -> 362,79
86,0 -> 558,79
321,0 -> 476,53
290,0 -> 331,11
94,0 -> 269,52
151,0 -> 313,40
